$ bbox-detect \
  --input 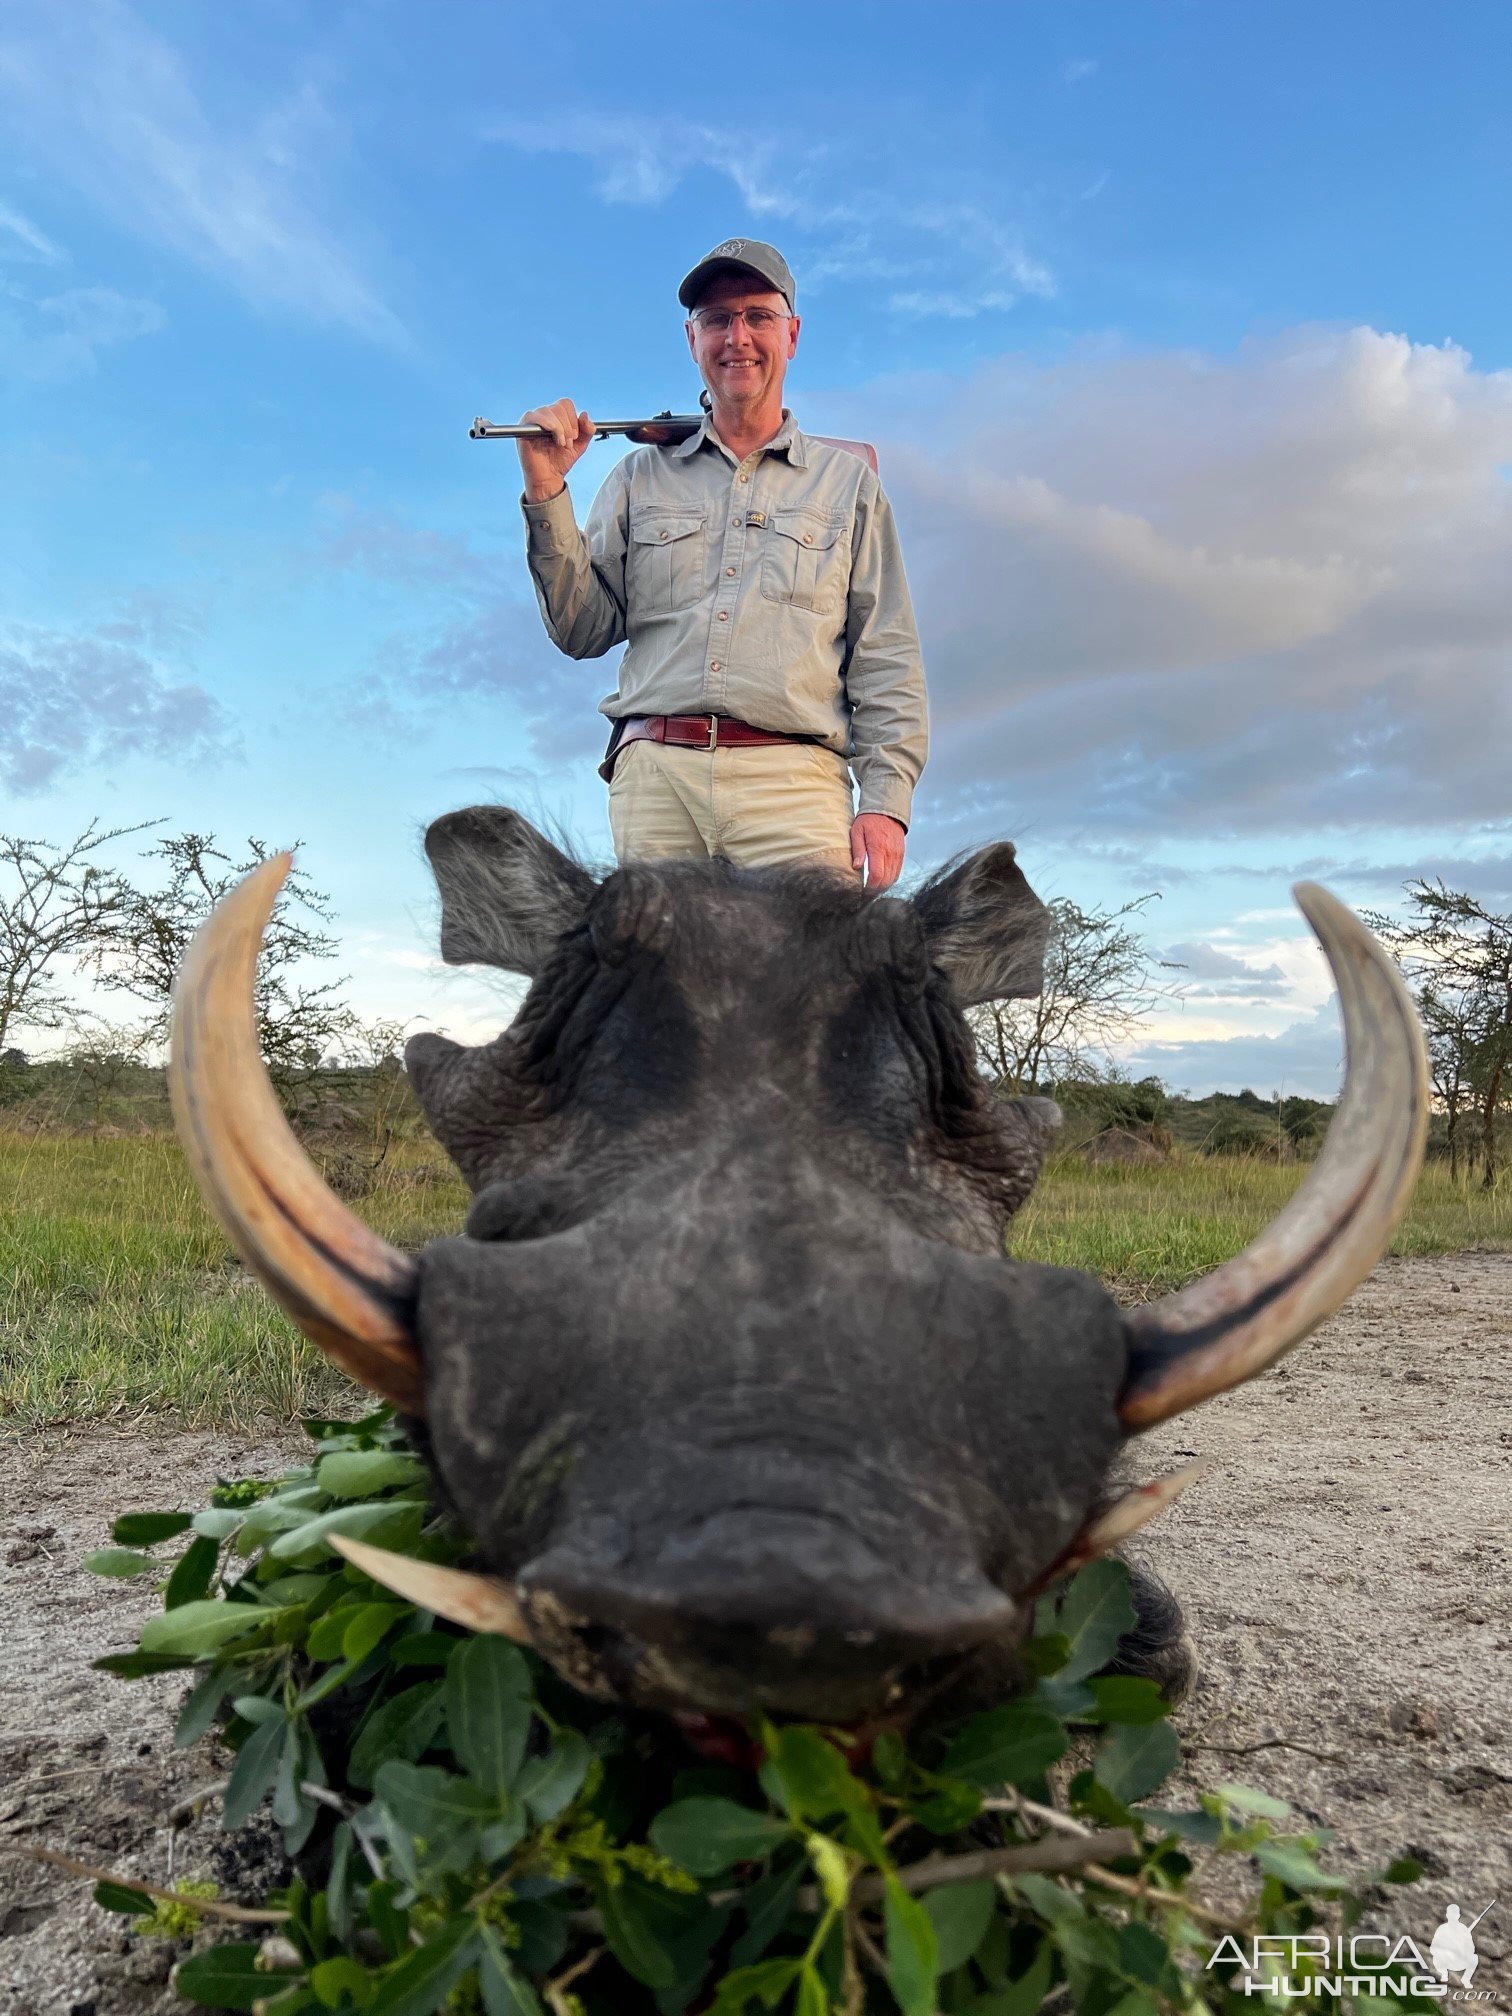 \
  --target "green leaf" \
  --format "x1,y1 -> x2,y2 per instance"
651,1796 -> 792,1876
763,1726 -> 857,1823
92,1649 -> 195,1679
966,1940 -> 1054,2016
82,1547 -> 158,1578
172,1941 -> 294,2010
1253,1840 -> 1348,1892
1021,1630 -> 1071,1677
373,1760 -> 499,1870
884,1876 -> 940,2016
1101,1992 -> 1160,2016
1383,1856 -> 1424,1884
1211,1781 -> 1290,1818
1094,1720 -> 1180,1803
367,1919 -> 479,2016
1054,1558 -> 1138,1683
317,1449 -> 428,1499
233,1694 -> 287,1726
223,1713 -> 286,1829
795,1966 -> 828,2016
165,1533 -> 222,1609
112,1510 -> 193,1546
191,1506 -> 246,1540
266,1500 -> 424,1563
807,1832 -> 851,1912
516,1729 -> 592,1824
347,1682 -> 446,1790
444,1635 -> 534,1798
939,1703 -> 1067,1789
139,1599 -> 292,1658
233,1497 -> 328,1556
730,1857 -> 806,1968
1083,1676 -> 1169,1725
342,1602 -> 409,1663
709,1957 -> 802,2014
597,1877 -> 680,1990
174,1667 -> 238,1749
93,1880 -> 153,1914
310,1956 -> 376,2011
1118,1921 -> 1175,1991
389,1631 -> 459,1669
1138,1805 -> 1223,1846
479,1925 -> 545,2016
922,1879 -> 996,1973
